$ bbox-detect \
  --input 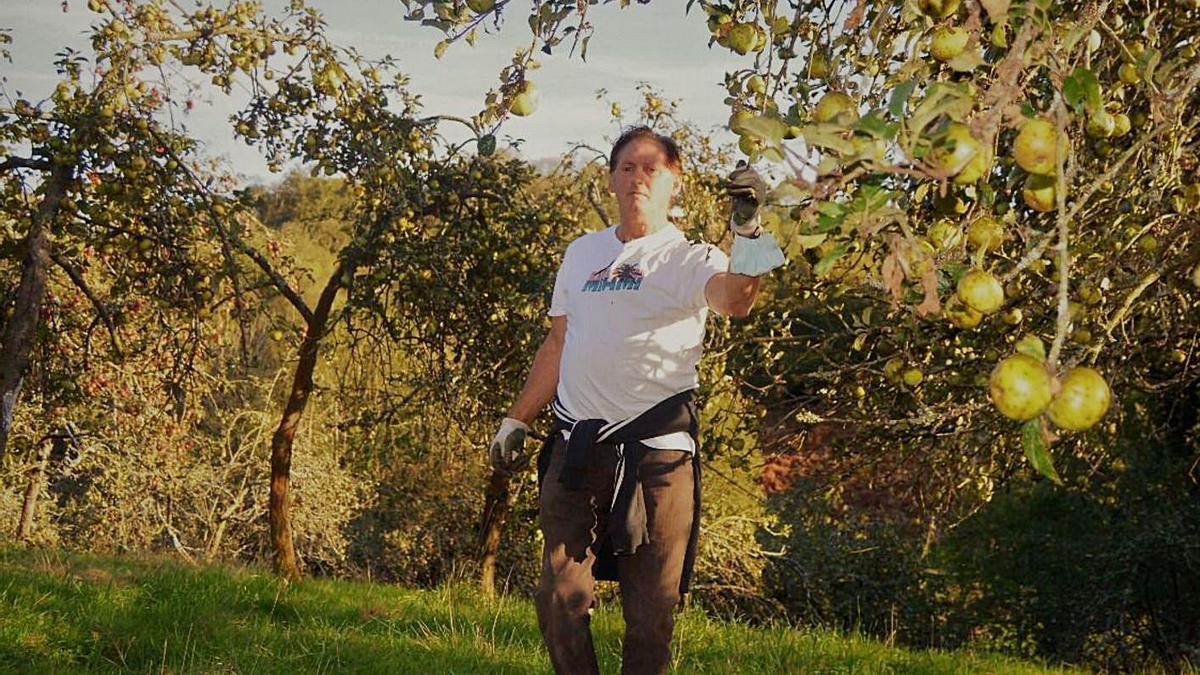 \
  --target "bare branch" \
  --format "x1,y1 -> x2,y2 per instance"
586,180 -> 611,228
0,156 -> 52,173
49,252 -> 123,357
233,212 -> 317,323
